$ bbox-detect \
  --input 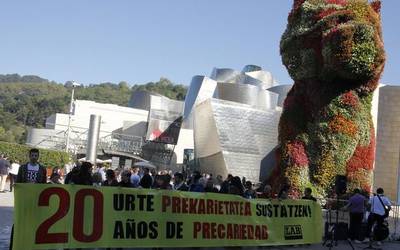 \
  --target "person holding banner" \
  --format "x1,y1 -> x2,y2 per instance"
119,170 -> 133,188
11,148 -> 46,250
16,148 -> 46,184
139,167 -> 153,189
66,161 -> 93,185
103,169 -> 119,186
